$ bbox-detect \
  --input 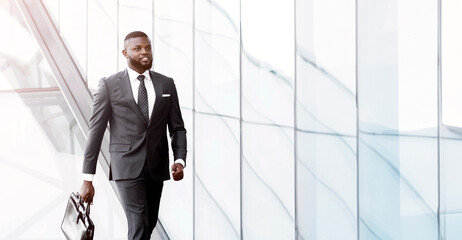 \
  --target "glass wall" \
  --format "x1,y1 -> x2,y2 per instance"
7,0 -> 462,239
